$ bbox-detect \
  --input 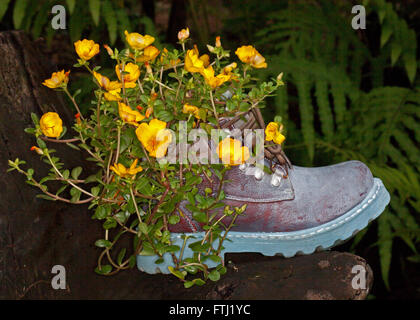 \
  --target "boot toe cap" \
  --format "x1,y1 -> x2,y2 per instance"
288,160 -> 374,230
